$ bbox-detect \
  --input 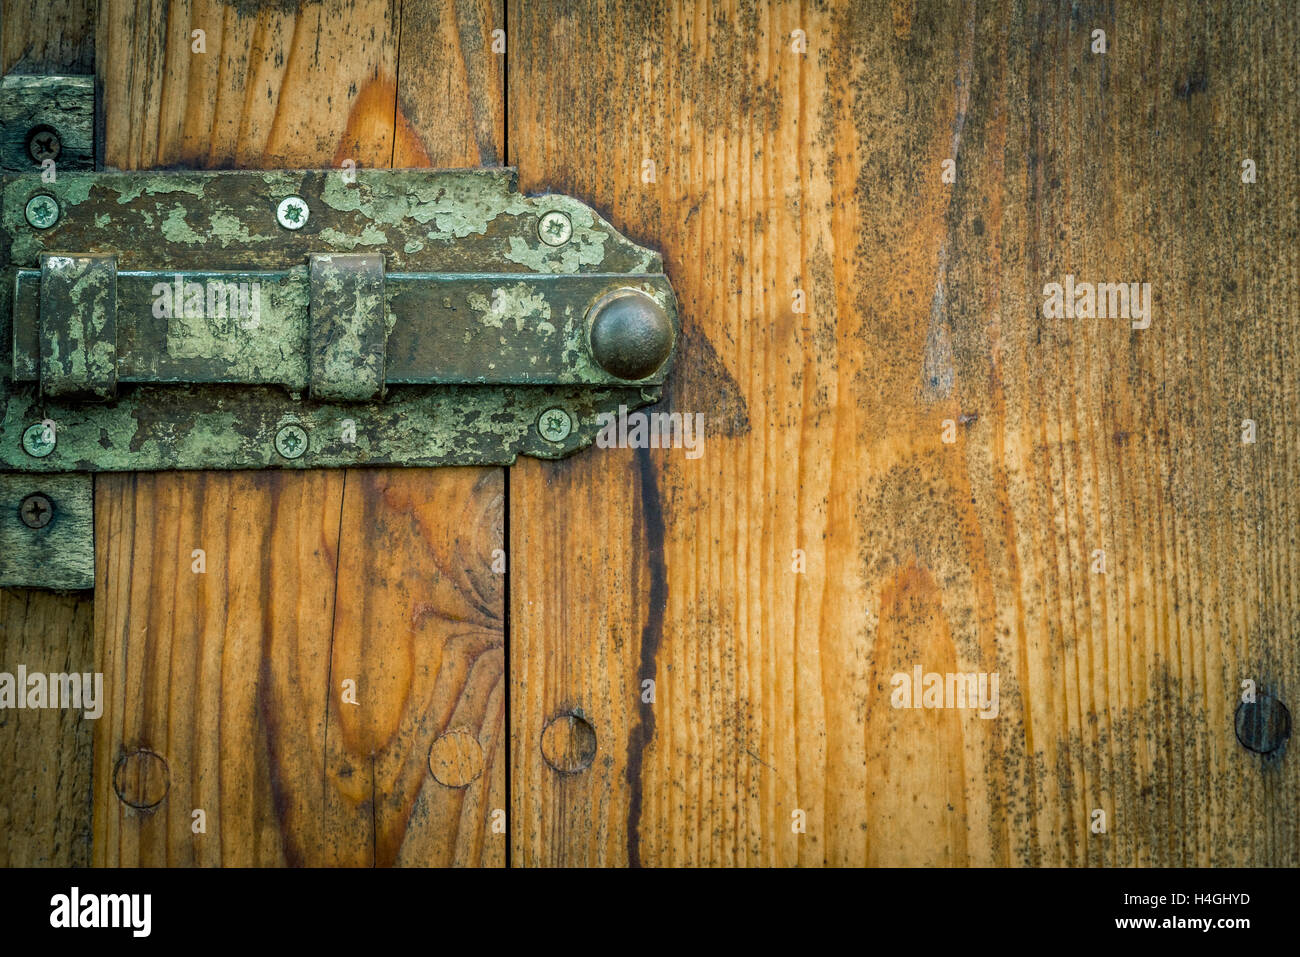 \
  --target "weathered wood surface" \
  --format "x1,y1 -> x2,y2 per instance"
508,0 -> 1299,865
0,588 -> 94,866
0,0 -> 96,869
4,0 -> 1297,870
0,0 -> 93,75
91,0 -> 506,866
